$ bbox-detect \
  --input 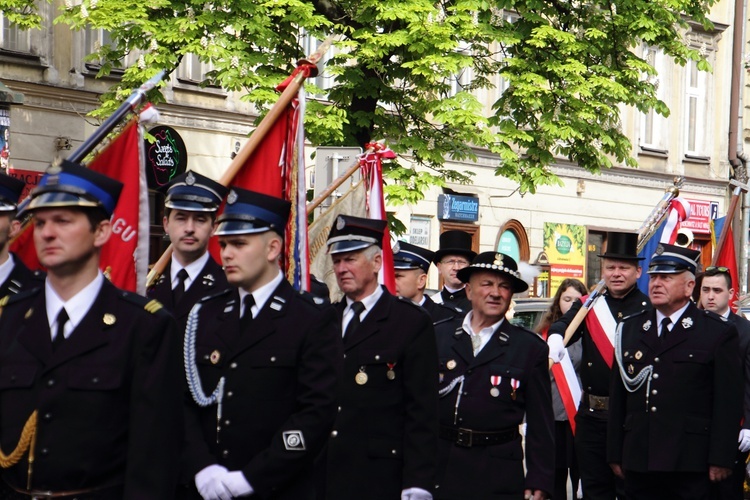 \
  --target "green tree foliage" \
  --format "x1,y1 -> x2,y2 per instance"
2,0 -> 715,197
